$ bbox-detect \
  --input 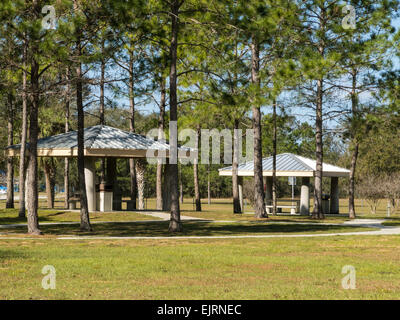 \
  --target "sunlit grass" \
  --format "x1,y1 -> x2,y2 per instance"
1,196 -> 398,226
0,196 -> 397,300
0,220 -> 374,238
0,236 -> 399,299
0,208 -> 161,226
